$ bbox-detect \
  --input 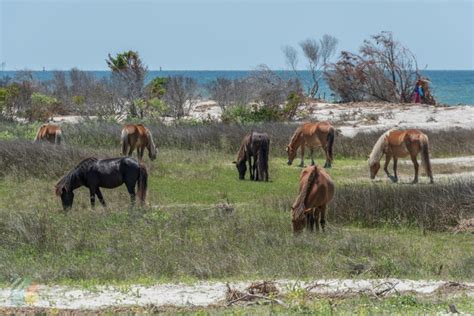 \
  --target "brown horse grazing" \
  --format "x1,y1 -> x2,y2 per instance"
121,124 -> 157,161
368,128 -> 434,184
233,132 -> 270,181
286,121 -> 335,168
34,123 -> 63,145
291,165 -> 335,233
